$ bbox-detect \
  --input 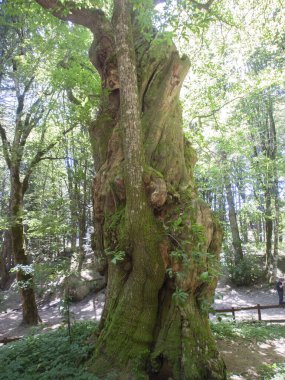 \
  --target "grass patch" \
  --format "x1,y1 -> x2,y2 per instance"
212,321 -> 285,379
0,321 -> 98,380
211,320 -> 285,342
259,363 -> 285,380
